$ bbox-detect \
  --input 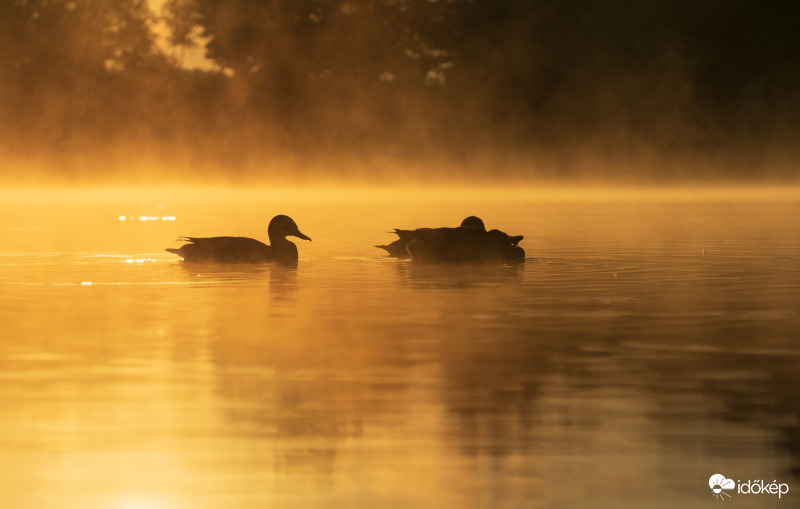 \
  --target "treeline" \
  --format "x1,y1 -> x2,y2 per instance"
1,0 -> 799,182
